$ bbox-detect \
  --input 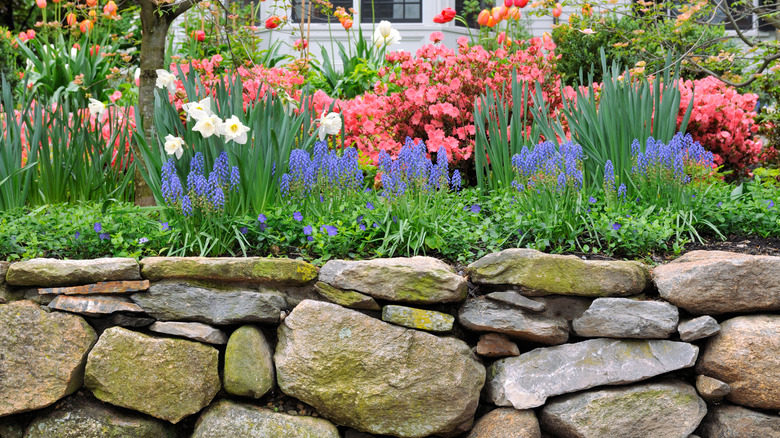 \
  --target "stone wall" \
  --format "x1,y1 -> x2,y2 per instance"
0,249 -> 778,438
